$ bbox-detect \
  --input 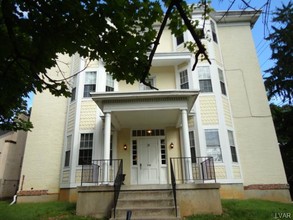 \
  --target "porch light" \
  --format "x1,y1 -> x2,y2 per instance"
123,144 -> 127,150
170,142 -> 174,149
147,129 -> 152,134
